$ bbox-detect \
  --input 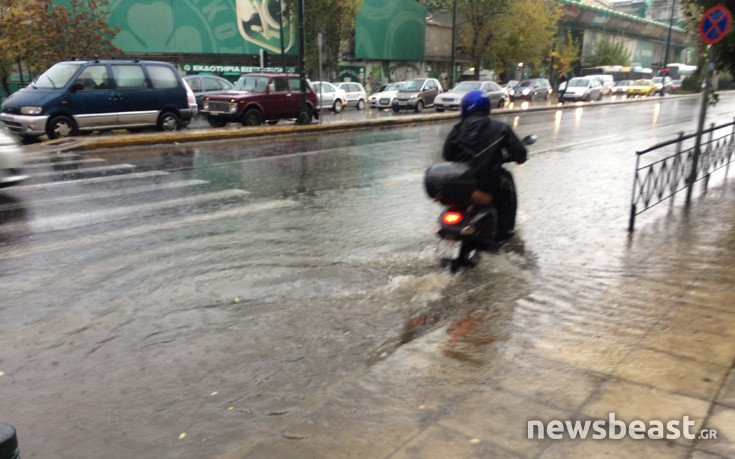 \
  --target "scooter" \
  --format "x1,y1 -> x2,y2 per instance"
424,134 -> 537,273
